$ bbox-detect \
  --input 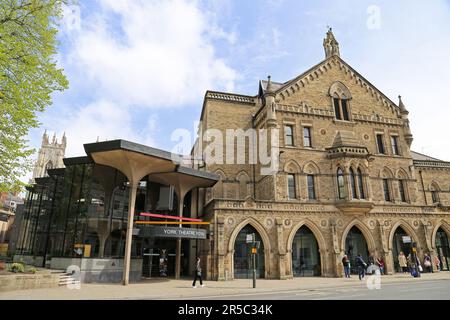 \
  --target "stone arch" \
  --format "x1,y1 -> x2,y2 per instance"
227,218 -> 272,279
379,167 -> 394,178
286,219 -> 327,277
395,168 -> 409,179
284,159 -> 301,173
213,169 -> 226,199
329,81 -> 352,99
388,220 -> 420,251
429,181 -> 441,191
431,220 -> 450,249
236,171 -> 250,200
340,219 -> 376,252
303,161 -> 320,174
